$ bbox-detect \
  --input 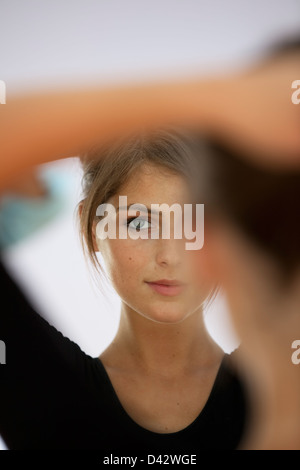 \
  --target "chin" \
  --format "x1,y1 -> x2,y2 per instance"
142,308 -> 189,325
